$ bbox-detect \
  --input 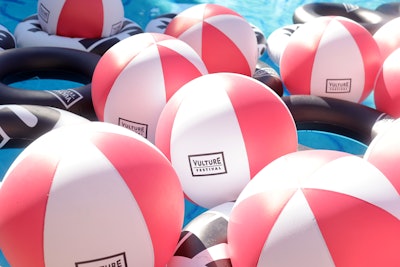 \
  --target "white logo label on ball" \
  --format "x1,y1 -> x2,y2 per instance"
326,79 -> 351,93
189,152 -> 227,177
118,118 -> 148,138
75,252 -> 127,267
